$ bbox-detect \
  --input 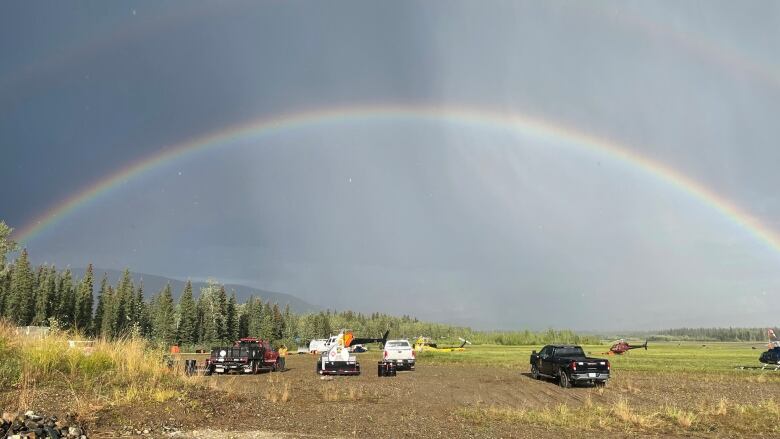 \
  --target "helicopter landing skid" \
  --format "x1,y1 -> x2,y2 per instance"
734,364 -> 780,371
